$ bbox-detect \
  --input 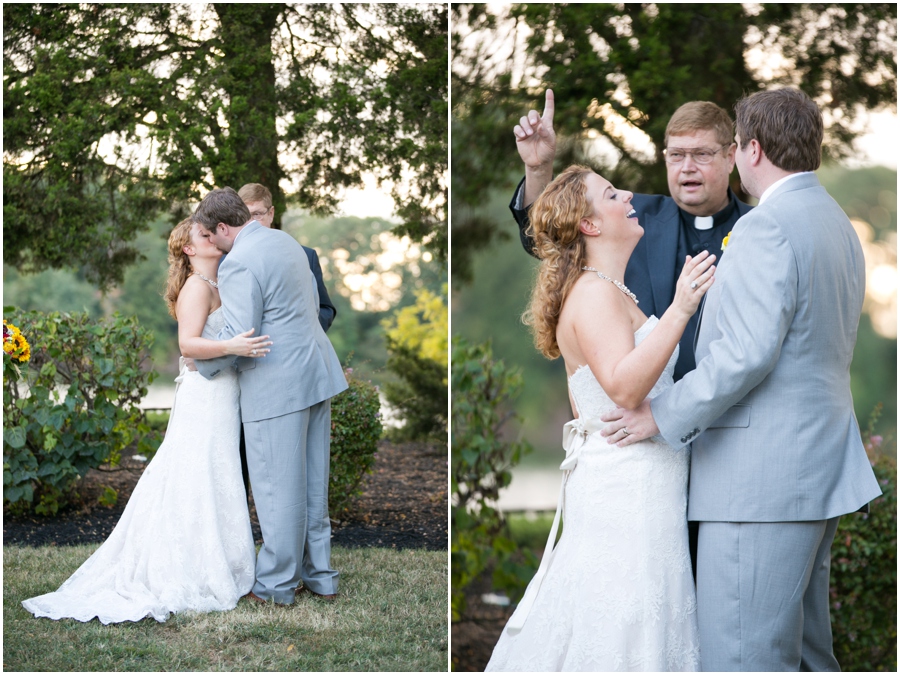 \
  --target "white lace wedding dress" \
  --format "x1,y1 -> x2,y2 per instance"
22,308 -> 255,624
486,316 -> 701,672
